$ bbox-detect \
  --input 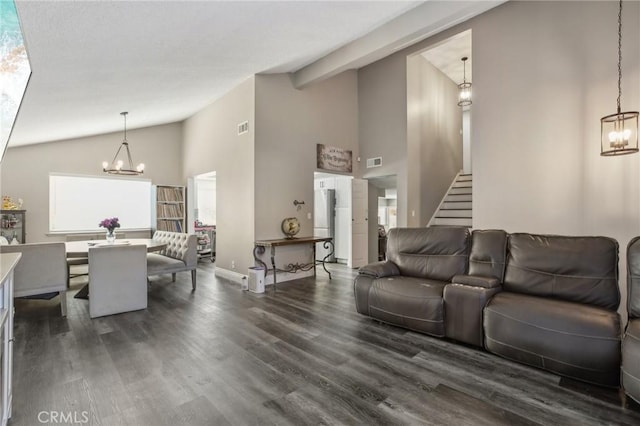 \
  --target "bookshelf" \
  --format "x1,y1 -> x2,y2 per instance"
152,185 -> 186,233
